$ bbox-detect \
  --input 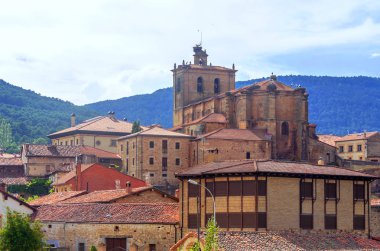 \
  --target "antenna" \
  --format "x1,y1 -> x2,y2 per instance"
197,29 -> 202,46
